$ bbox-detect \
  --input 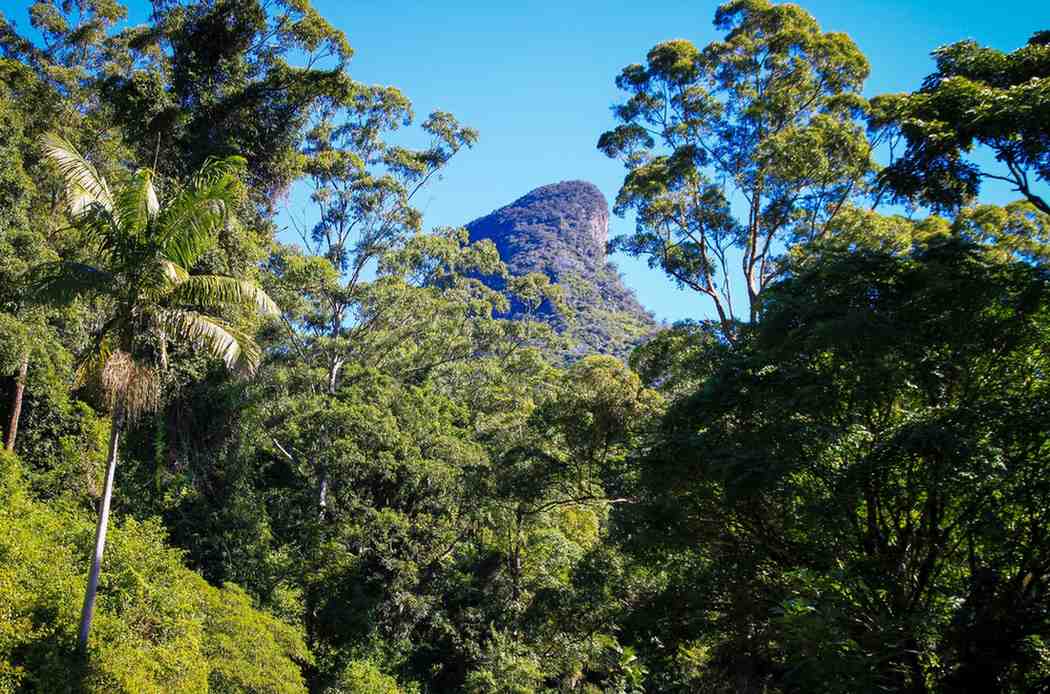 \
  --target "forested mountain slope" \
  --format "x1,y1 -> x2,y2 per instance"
466,181 -> 657,359
0,0 -> 1048,691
